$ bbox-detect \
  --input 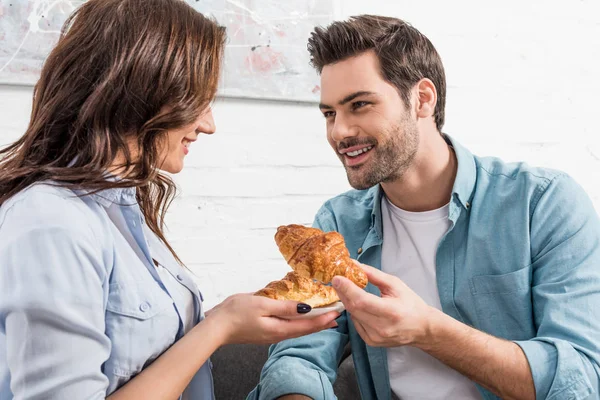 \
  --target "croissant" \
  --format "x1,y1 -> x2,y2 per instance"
254,271 -> 339,308
275,224 -> 368,288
